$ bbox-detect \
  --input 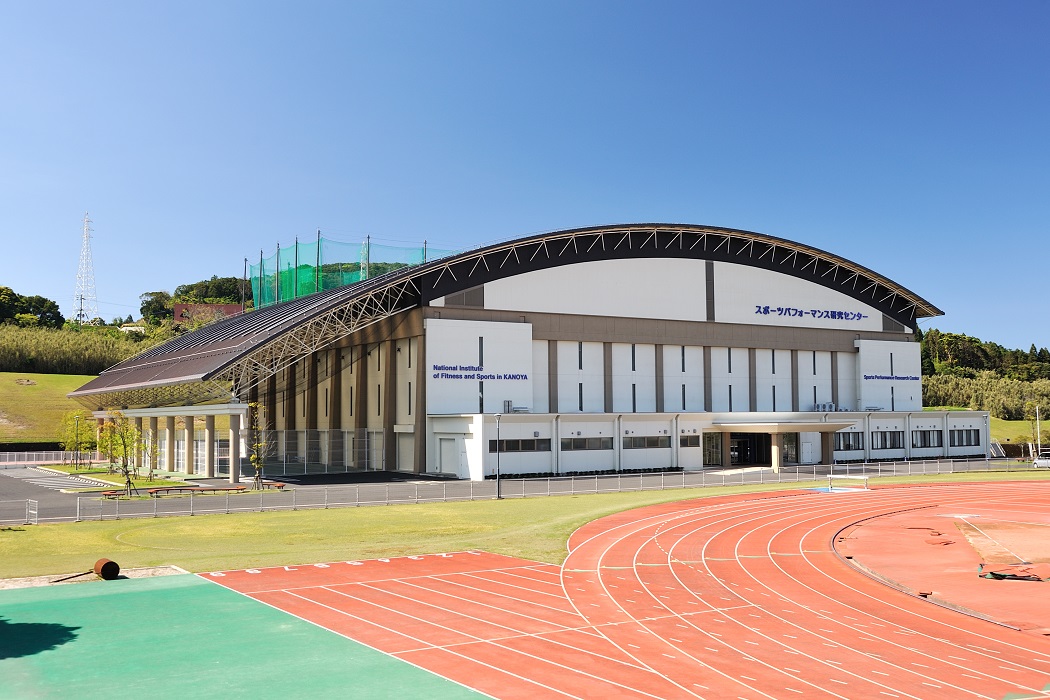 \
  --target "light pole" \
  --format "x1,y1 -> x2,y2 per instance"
1038,405 -> 1042,457
494,413 -> 502,500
